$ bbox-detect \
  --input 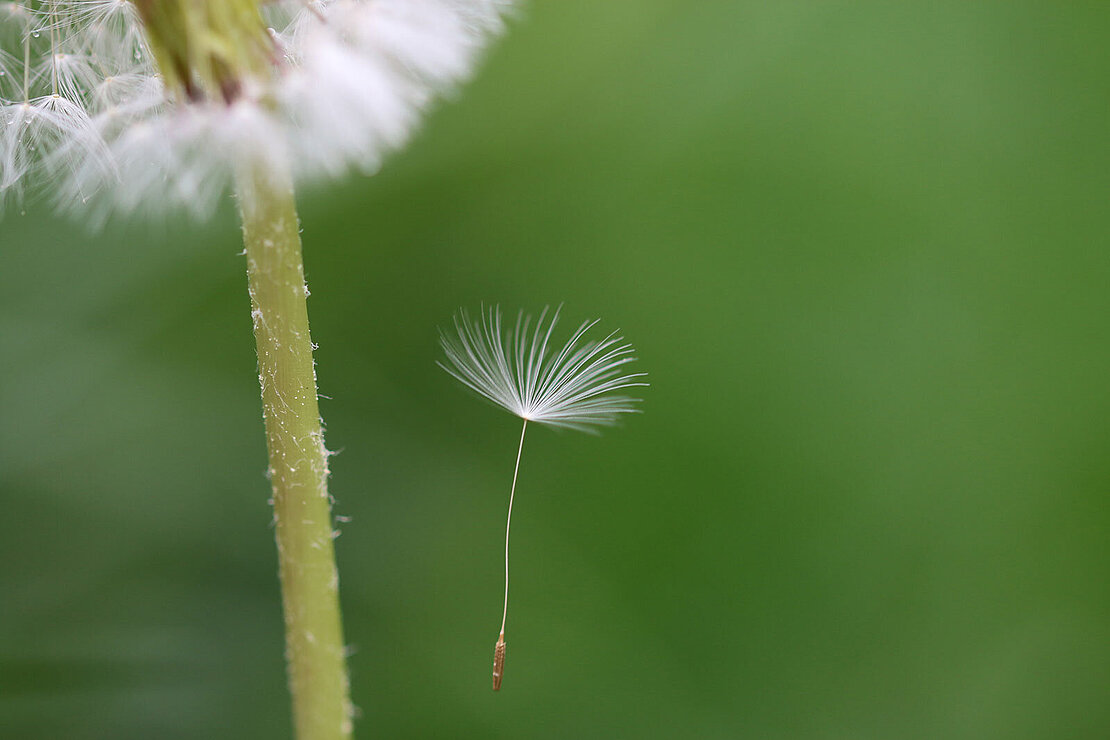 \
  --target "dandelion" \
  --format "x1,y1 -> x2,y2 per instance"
3,2 -> 514,738
0,0 -> 511,216
439,305 -> 648,689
